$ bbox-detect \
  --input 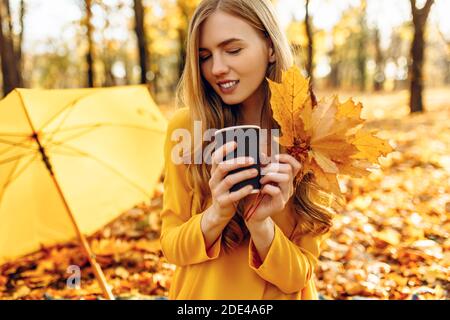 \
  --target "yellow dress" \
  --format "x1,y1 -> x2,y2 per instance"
160,107 -> 325,300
